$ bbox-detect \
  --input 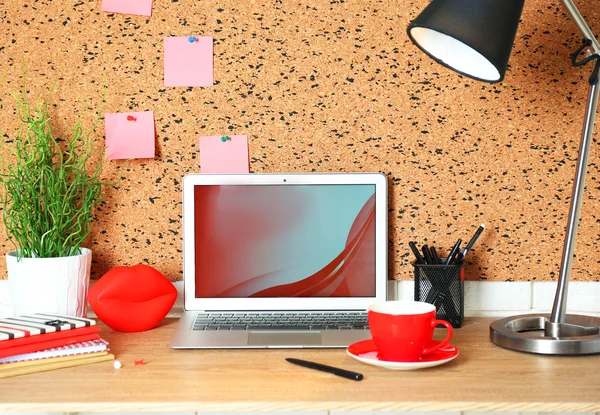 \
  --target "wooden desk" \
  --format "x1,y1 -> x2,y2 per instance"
1,318 -> 599,413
